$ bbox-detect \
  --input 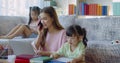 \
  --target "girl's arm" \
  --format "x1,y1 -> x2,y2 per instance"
74,54 -> 84,62
68,54 -> 85,63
